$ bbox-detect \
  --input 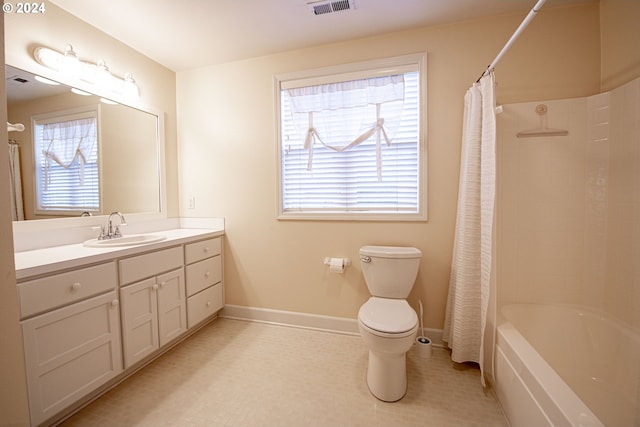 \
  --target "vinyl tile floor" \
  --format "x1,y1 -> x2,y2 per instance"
60,318 -> 508,427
